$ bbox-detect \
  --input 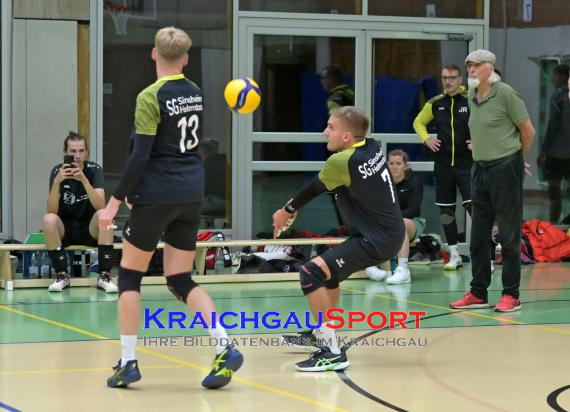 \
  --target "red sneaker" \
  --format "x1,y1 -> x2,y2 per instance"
494,295 -> 521,312
449,292 -> 489,309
